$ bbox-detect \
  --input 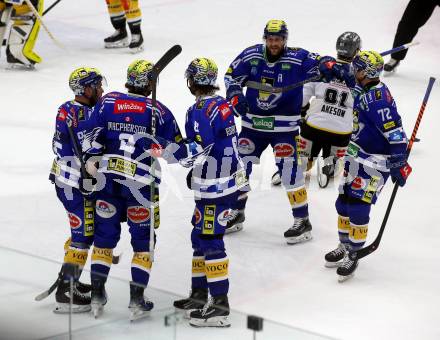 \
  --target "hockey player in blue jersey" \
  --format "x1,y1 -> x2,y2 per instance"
166,58 -> 248,328
82,59 -> 183,319
224,19 -> 335,243
49,67 -> 105,313
323,51 -> 412,282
